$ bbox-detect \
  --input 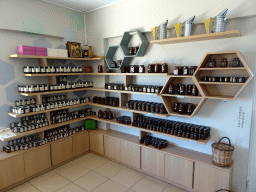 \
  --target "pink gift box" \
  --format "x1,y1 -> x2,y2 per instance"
17,45 -> 36,55
35,47 -> 47,56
